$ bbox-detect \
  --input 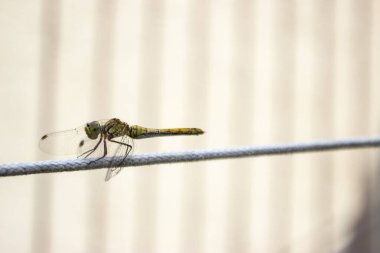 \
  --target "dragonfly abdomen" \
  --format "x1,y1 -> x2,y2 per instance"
129,125 -> 204,139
